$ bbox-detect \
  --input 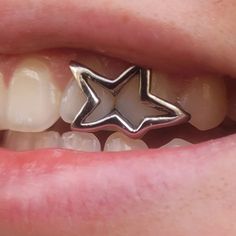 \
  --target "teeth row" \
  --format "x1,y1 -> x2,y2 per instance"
60,65 -> 229,131
4,131 -> 101,152
3,131 -> 191,152
0,56 -> 232,133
